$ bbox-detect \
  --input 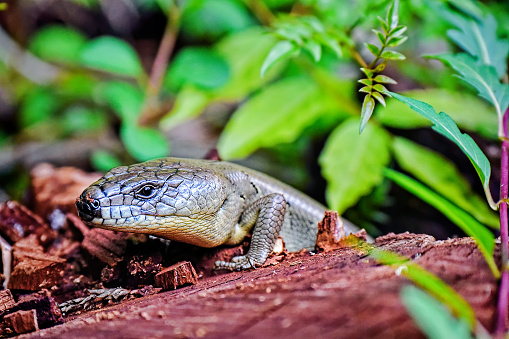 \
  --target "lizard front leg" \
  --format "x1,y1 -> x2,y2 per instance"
214,193 -> 286,270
